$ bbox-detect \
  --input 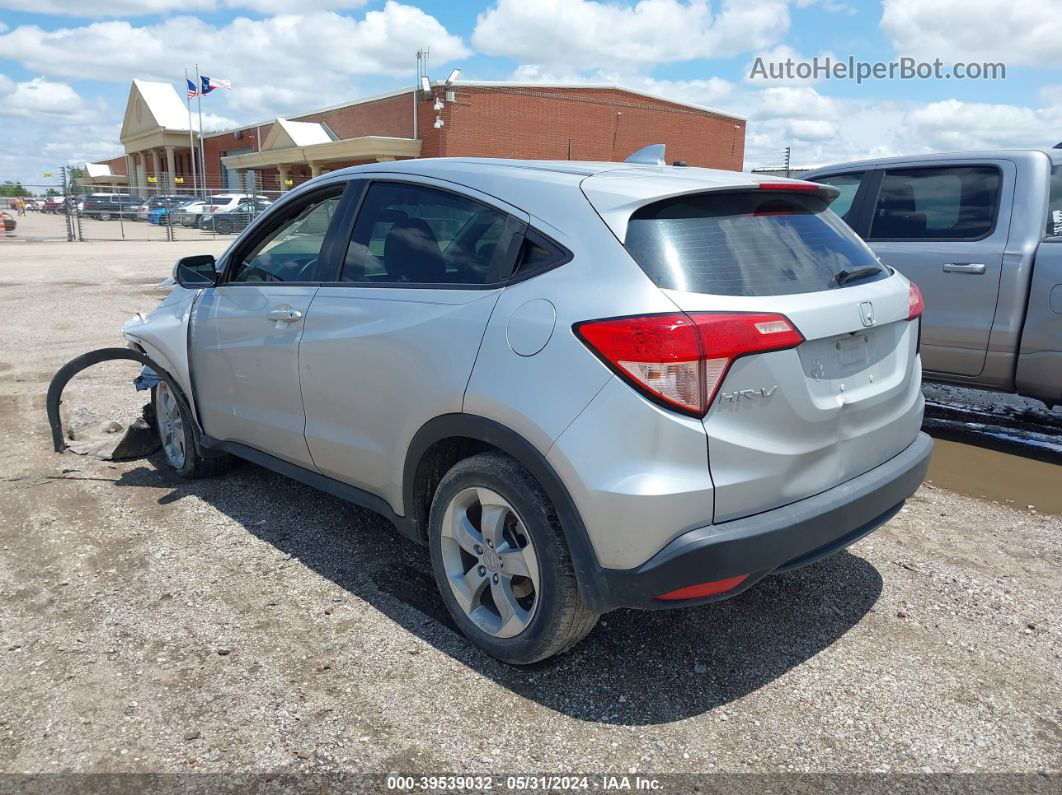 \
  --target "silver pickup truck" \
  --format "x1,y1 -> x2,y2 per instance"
803,149 -> 1062,408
